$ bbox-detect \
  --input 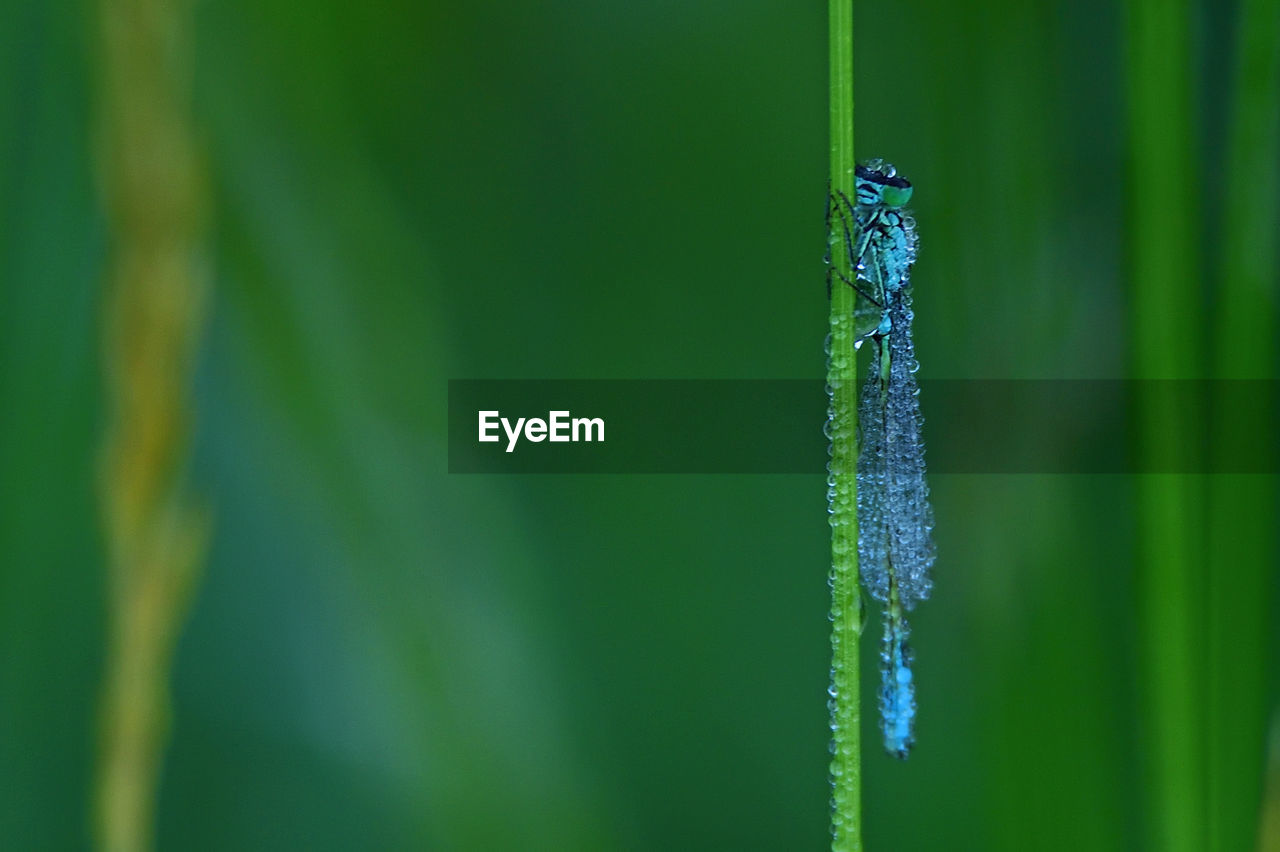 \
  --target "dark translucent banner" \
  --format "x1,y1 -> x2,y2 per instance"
447,380 -> 1279,474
